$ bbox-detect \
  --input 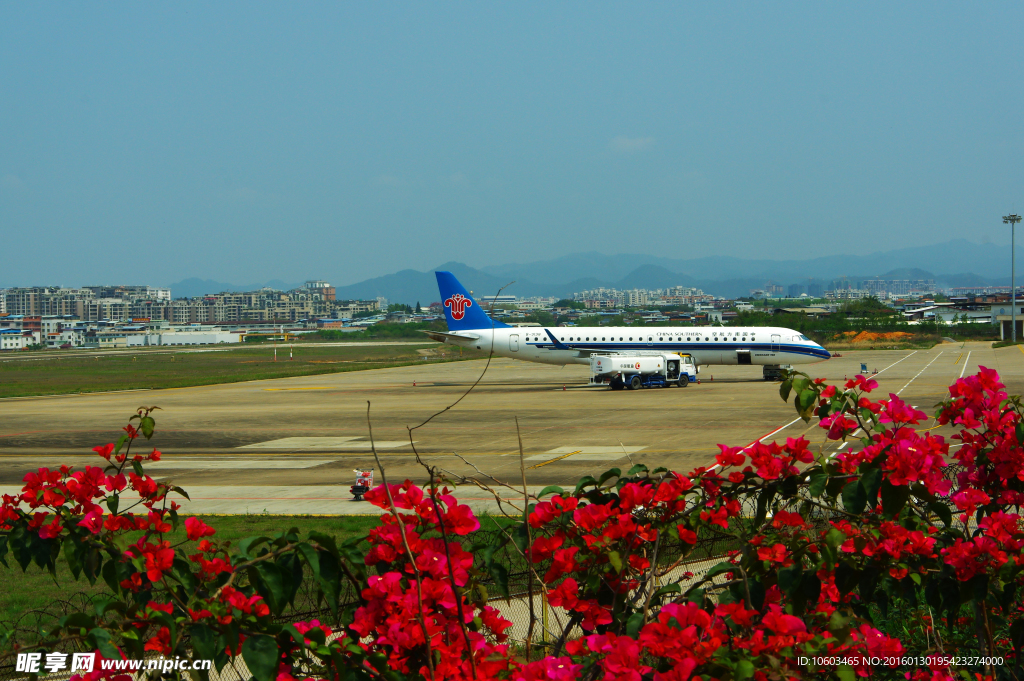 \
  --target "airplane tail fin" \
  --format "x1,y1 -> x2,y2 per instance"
434,271 -> 512,331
